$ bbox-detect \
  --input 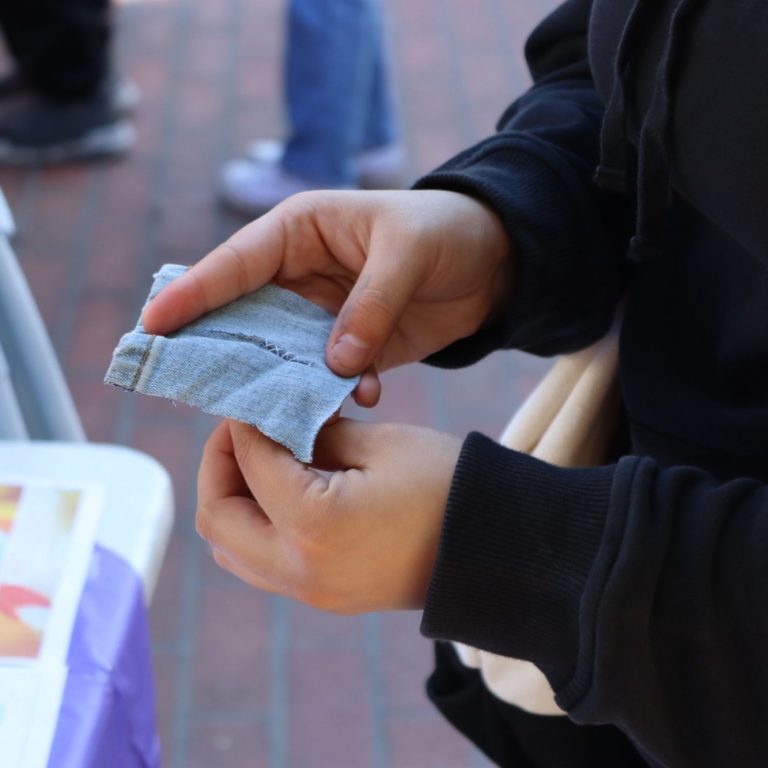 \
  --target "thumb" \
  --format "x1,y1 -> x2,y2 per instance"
312,418 -> 382,471
326,249 -> 424,376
